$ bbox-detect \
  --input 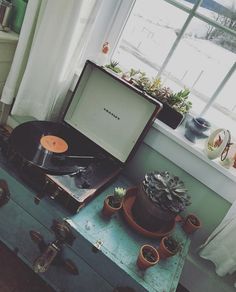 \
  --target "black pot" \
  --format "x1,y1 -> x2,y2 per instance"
156,102 -> 184,129
132,186 -> 176,231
